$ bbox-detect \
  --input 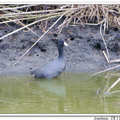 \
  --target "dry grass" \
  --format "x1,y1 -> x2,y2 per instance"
0,5 -> 120,31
